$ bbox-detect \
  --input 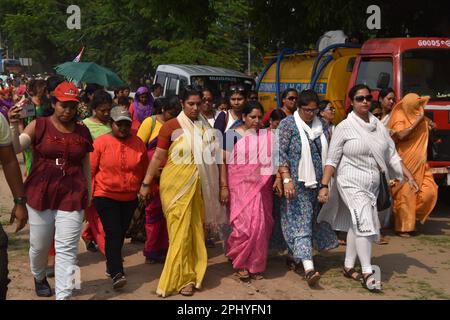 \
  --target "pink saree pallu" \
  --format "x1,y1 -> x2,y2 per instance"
226,129 -> 275,274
